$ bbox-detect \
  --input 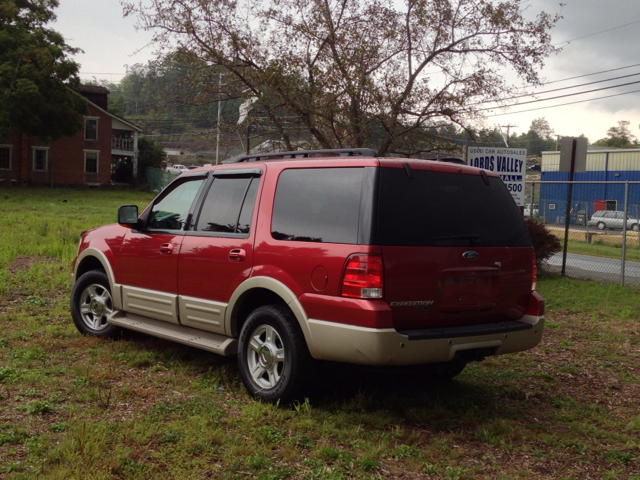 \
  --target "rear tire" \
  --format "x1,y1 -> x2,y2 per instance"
70,270 -> 121,338
632,224 -> 639,232
597,222 -> 606,230
238,305 -> 309,402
